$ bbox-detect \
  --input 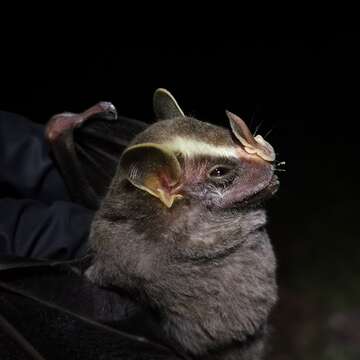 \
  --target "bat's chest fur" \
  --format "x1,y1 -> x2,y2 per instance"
87,195 -> 277,358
